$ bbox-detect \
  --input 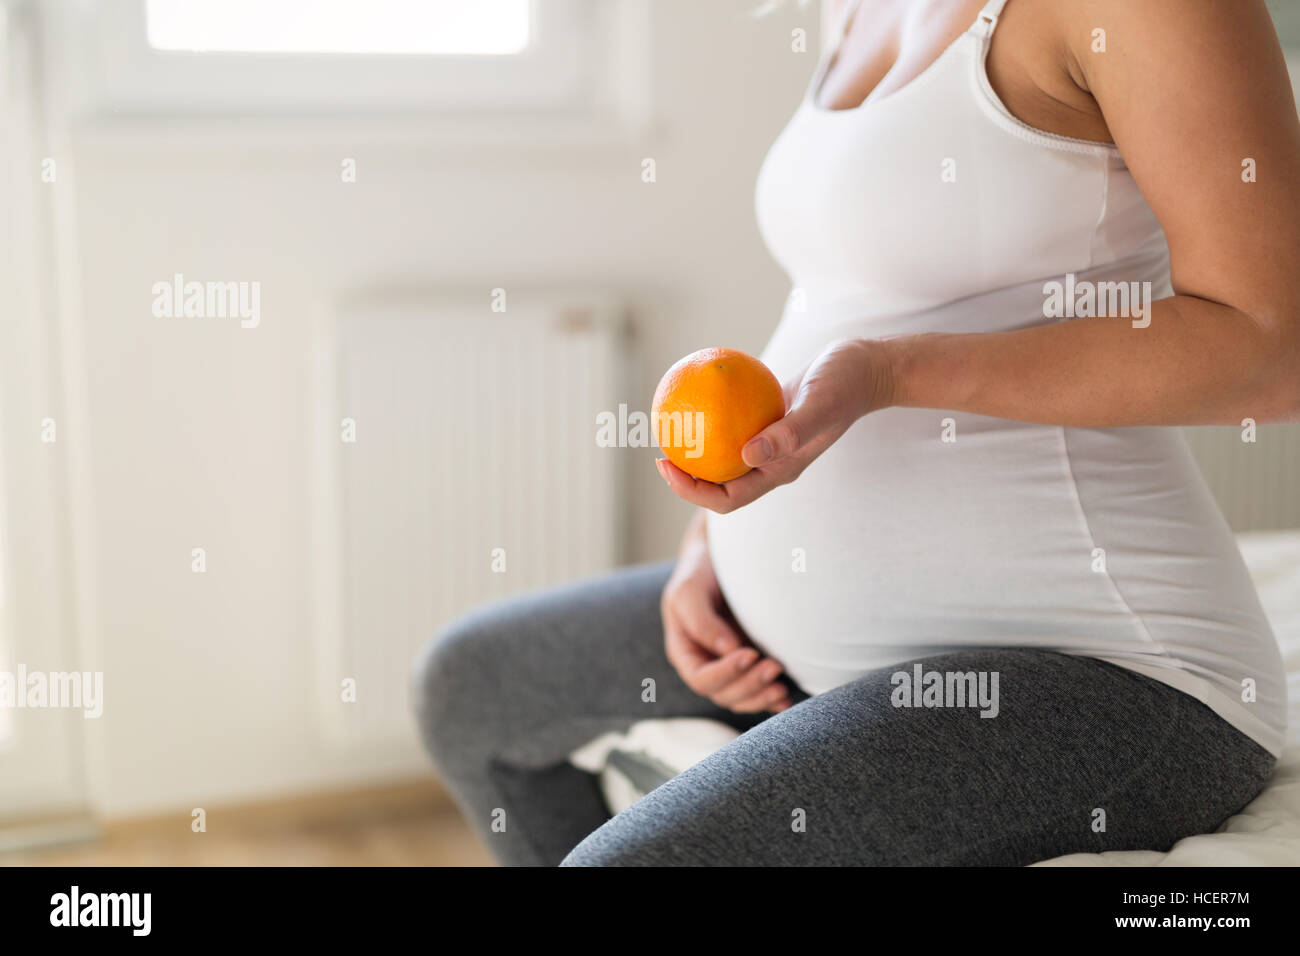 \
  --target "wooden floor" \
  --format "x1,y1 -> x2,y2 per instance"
0,780 -> 495,867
